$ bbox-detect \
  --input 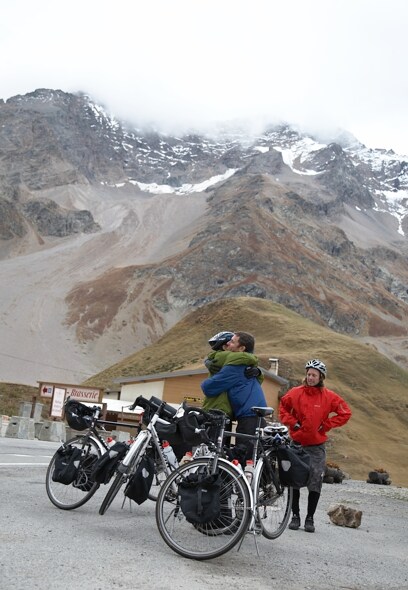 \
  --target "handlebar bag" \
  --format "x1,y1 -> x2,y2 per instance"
52,445 -> 83,484
277,445 -> 311,488
179,471 -> 221,524
176,414 -> 204,447
155,421 -> 183,446
124,455 -> 154,505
